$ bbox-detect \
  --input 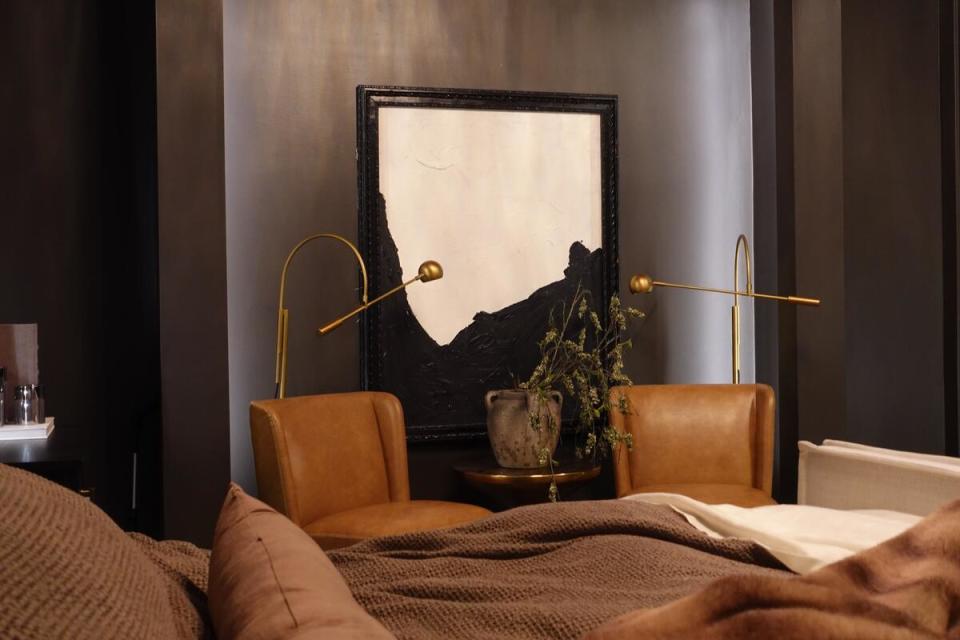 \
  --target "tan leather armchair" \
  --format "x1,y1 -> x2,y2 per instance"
609,384 -> 776,507
250,391 -> 491,549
